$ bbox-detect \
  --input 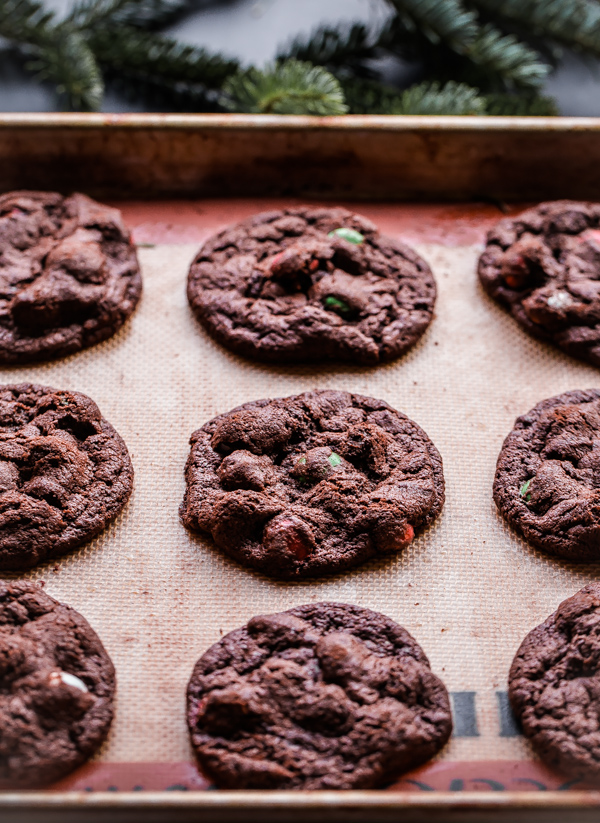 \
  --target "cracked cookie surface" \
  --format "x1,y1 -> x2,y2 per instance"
180,389 -> 444,579
478,200 -> 600,366
510,583 -> 600,782
0,580 -> 115,787
0,383 -> 133,570
0,190 -> 141,363
187,207 -> 436,365
494,389 -> 600,562
187,602 -> 452,790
